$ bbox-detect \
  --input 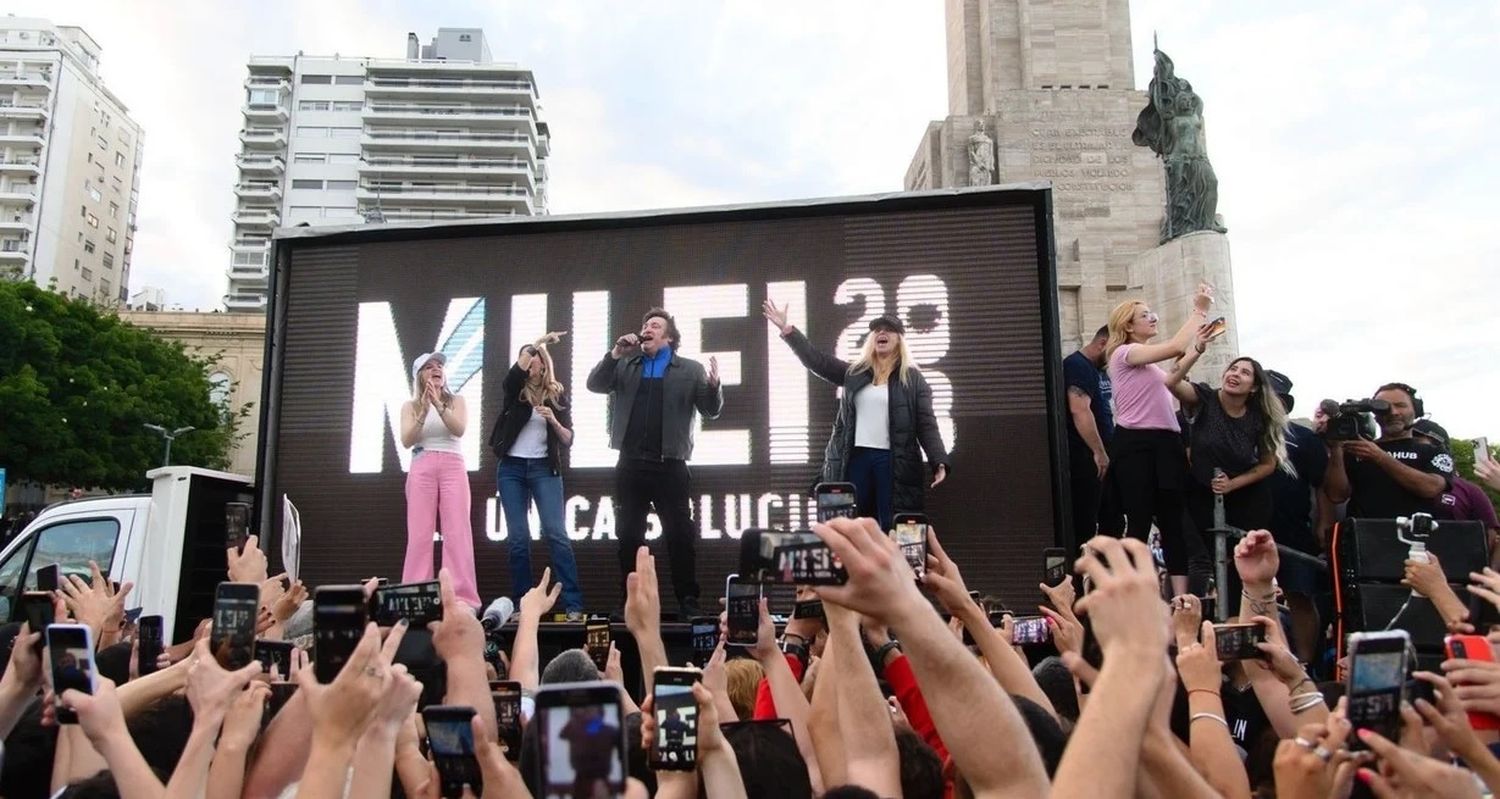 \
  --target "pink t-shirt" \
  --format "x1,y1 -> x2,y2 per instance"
1108,344 -> 1181,432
